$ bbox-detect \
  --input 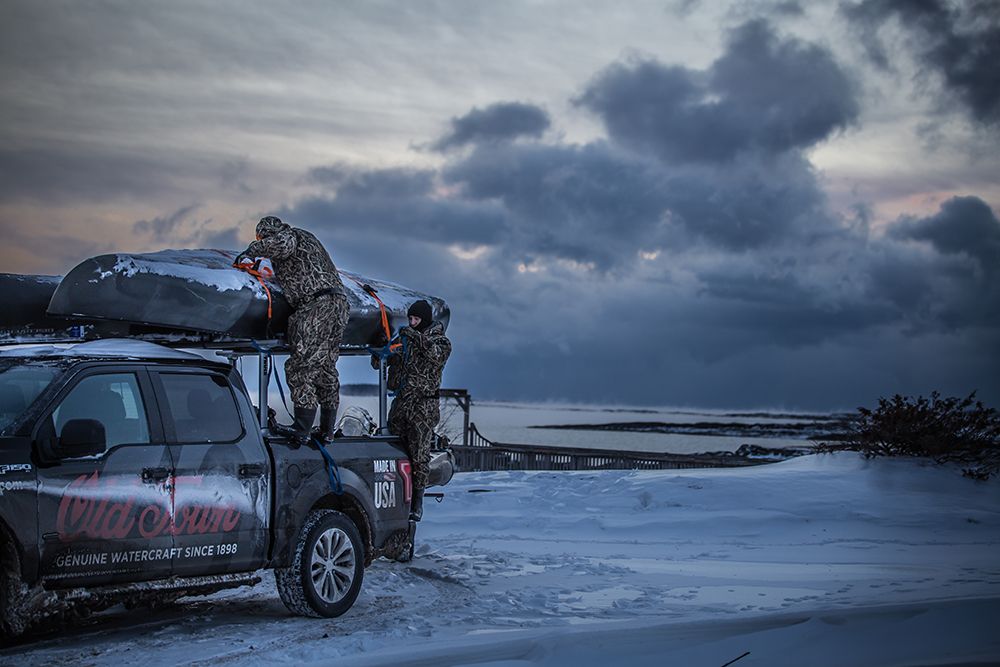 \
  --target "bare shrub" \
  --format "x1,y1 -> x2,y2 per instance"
820,392 -> 1000,479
